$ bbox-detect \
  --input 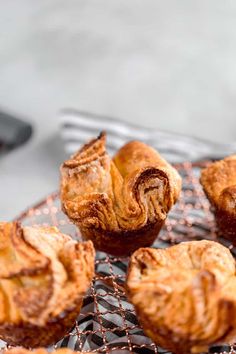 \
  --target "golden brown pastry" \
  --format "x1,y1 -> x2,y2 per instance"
200,155 -> 236,243
0,349 -> 93,354
0,222 -> 95,348
60,133 -> 182,256
126,240 -> 236,354
0,349 -> 91,354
